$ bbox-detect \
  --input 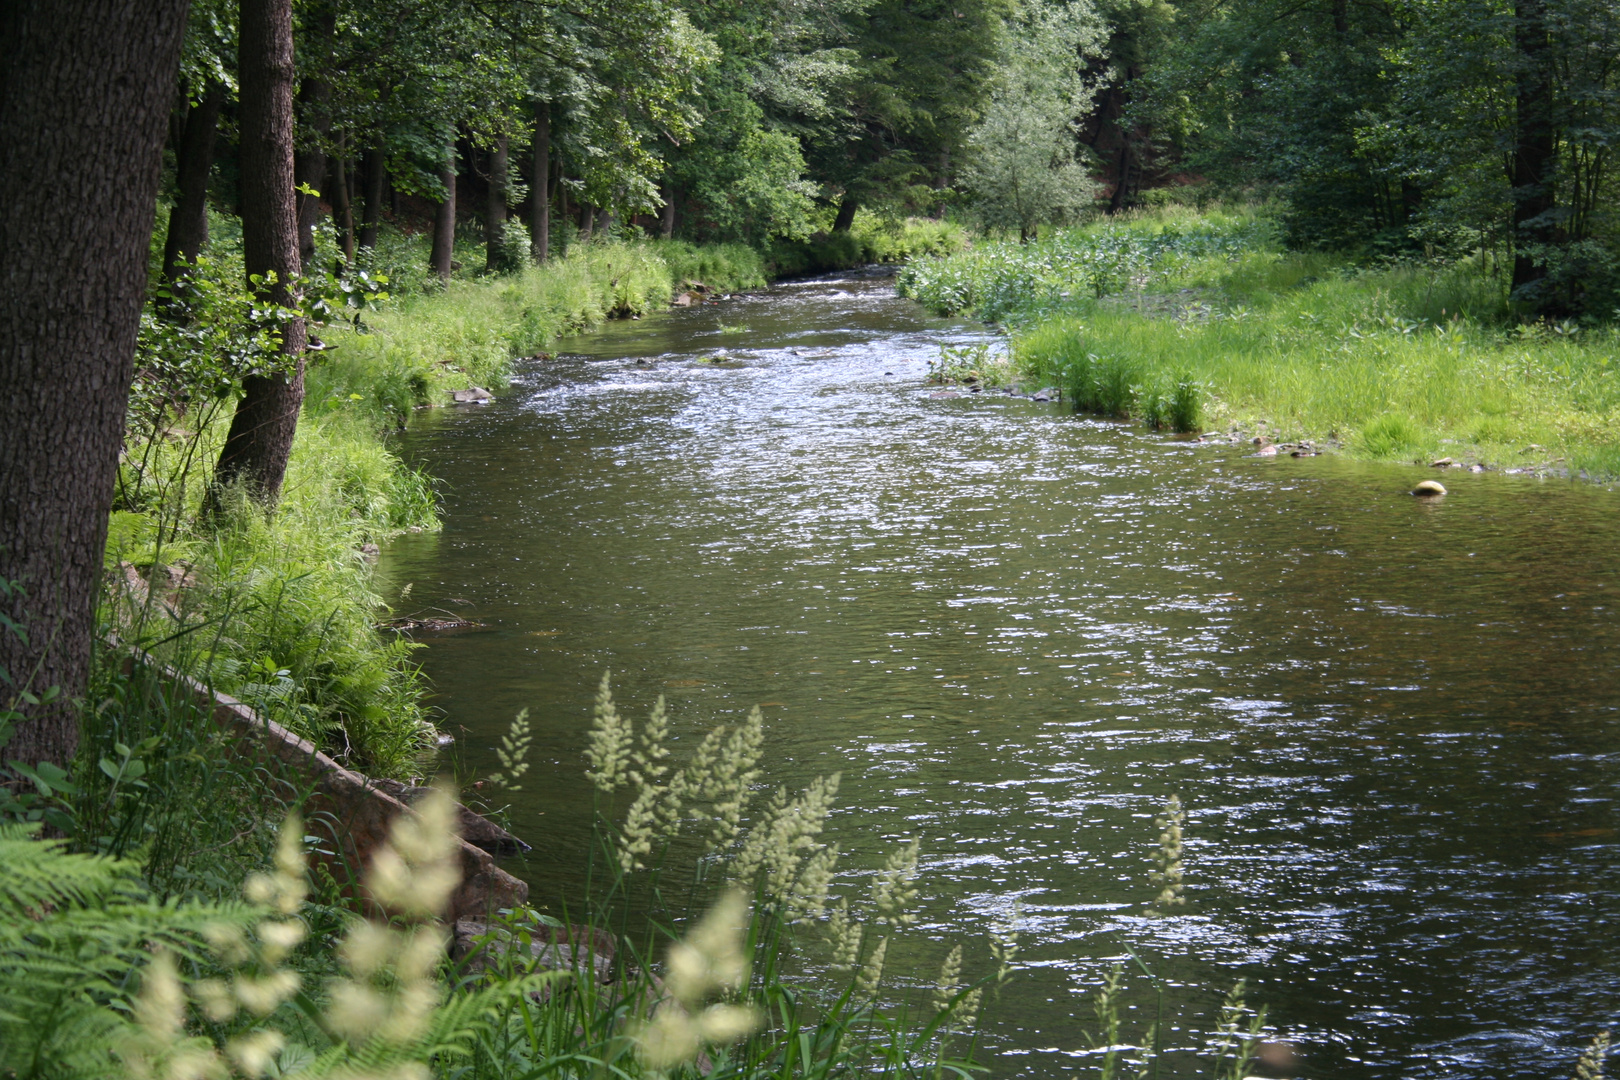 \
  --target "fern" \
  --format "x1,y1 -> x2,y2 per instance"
0,823 -> 255,1080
